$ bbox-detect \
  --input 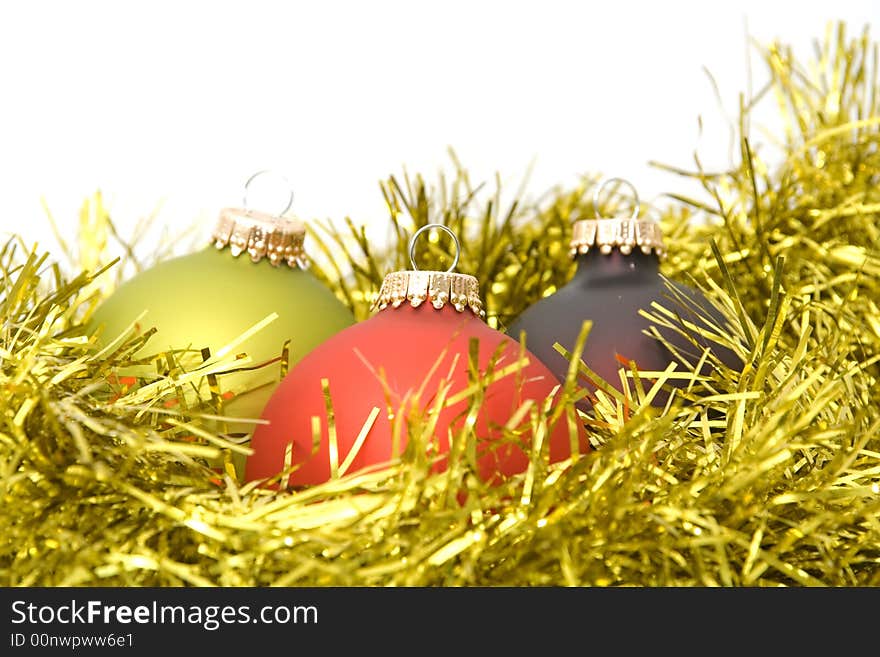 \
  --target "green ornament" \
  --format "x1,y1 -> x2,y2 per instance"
88,205 -> 355,444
